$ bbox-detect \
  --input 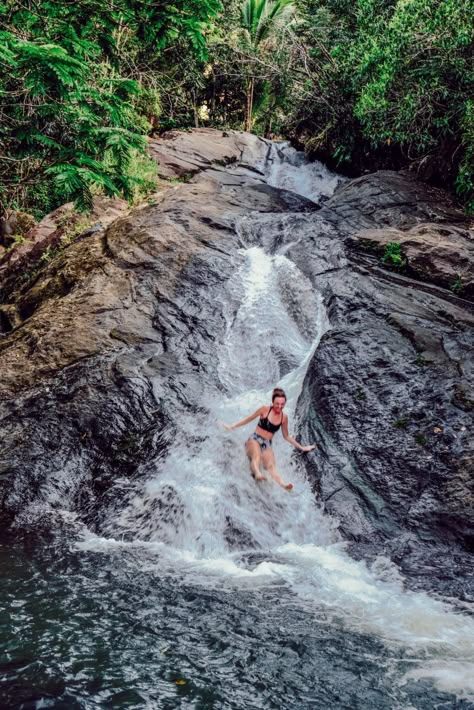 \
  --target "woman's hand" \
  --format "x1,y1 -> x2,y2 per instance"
301,444 -> 316,453
222,423 -> 234,431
